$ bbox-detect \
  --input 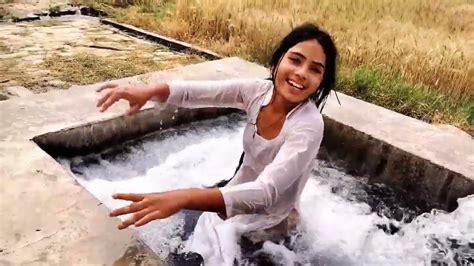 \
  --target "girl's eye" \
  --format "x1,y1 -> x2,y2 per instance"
289,57 -> 300,64
311,68 -> 322,74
